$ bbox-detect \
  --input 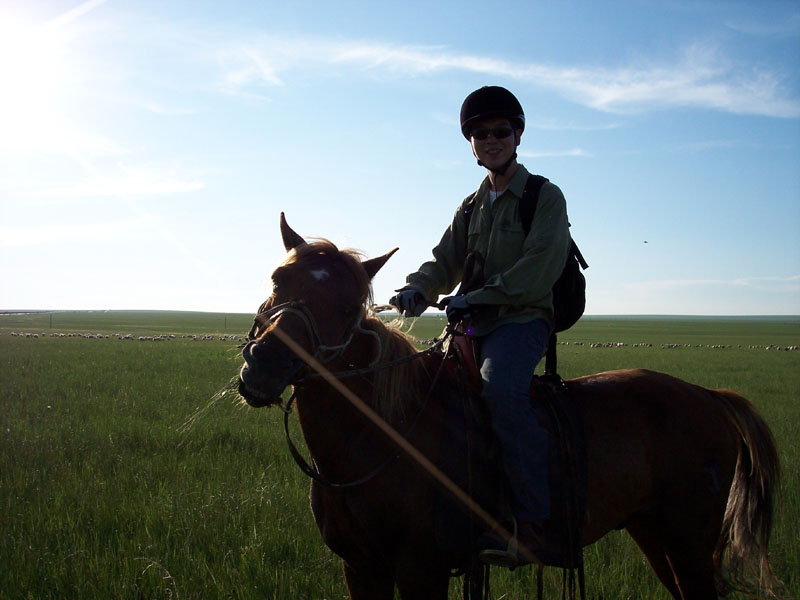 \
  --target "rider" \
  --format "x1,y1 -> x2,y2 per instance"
391,86 -> 571,566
